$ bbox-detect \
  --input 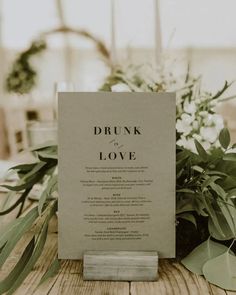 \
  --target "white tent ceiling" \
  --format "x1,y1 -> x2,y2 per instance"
2,0 -> 236,49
